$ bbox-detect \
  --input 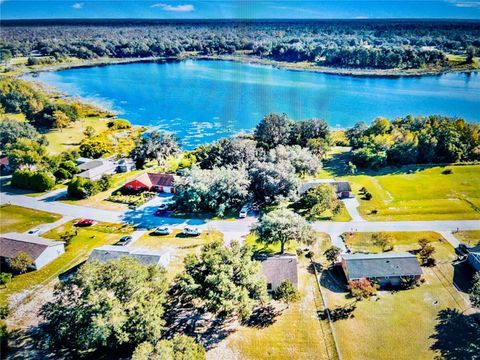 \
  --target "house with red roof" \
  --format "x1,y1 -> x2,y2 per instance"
124,173 -> 176,193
